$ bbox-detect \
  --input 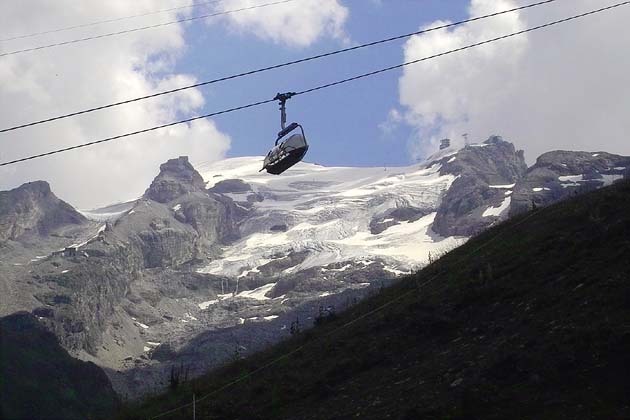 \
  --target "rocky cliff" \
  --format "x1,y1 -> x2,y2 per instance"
1,157 -> 242,359
432,136 -> 527,237
510,150 -> 630,215
0,181 -> 86,242
119,156 -> 241,268
145,156 -> 207,203
431,139 -> 630,236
